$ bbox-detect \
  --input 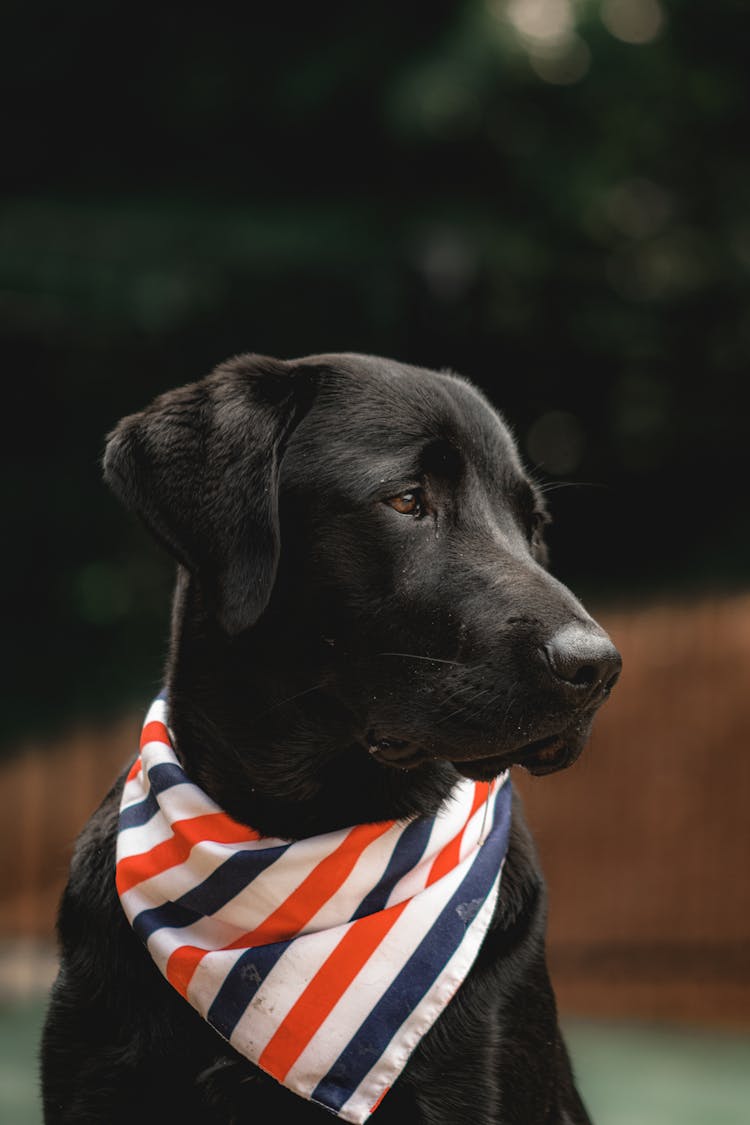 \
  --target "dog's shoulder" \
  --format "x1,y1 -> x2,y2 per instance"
53,769 -> 138,1005
58,774 -> 122,936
